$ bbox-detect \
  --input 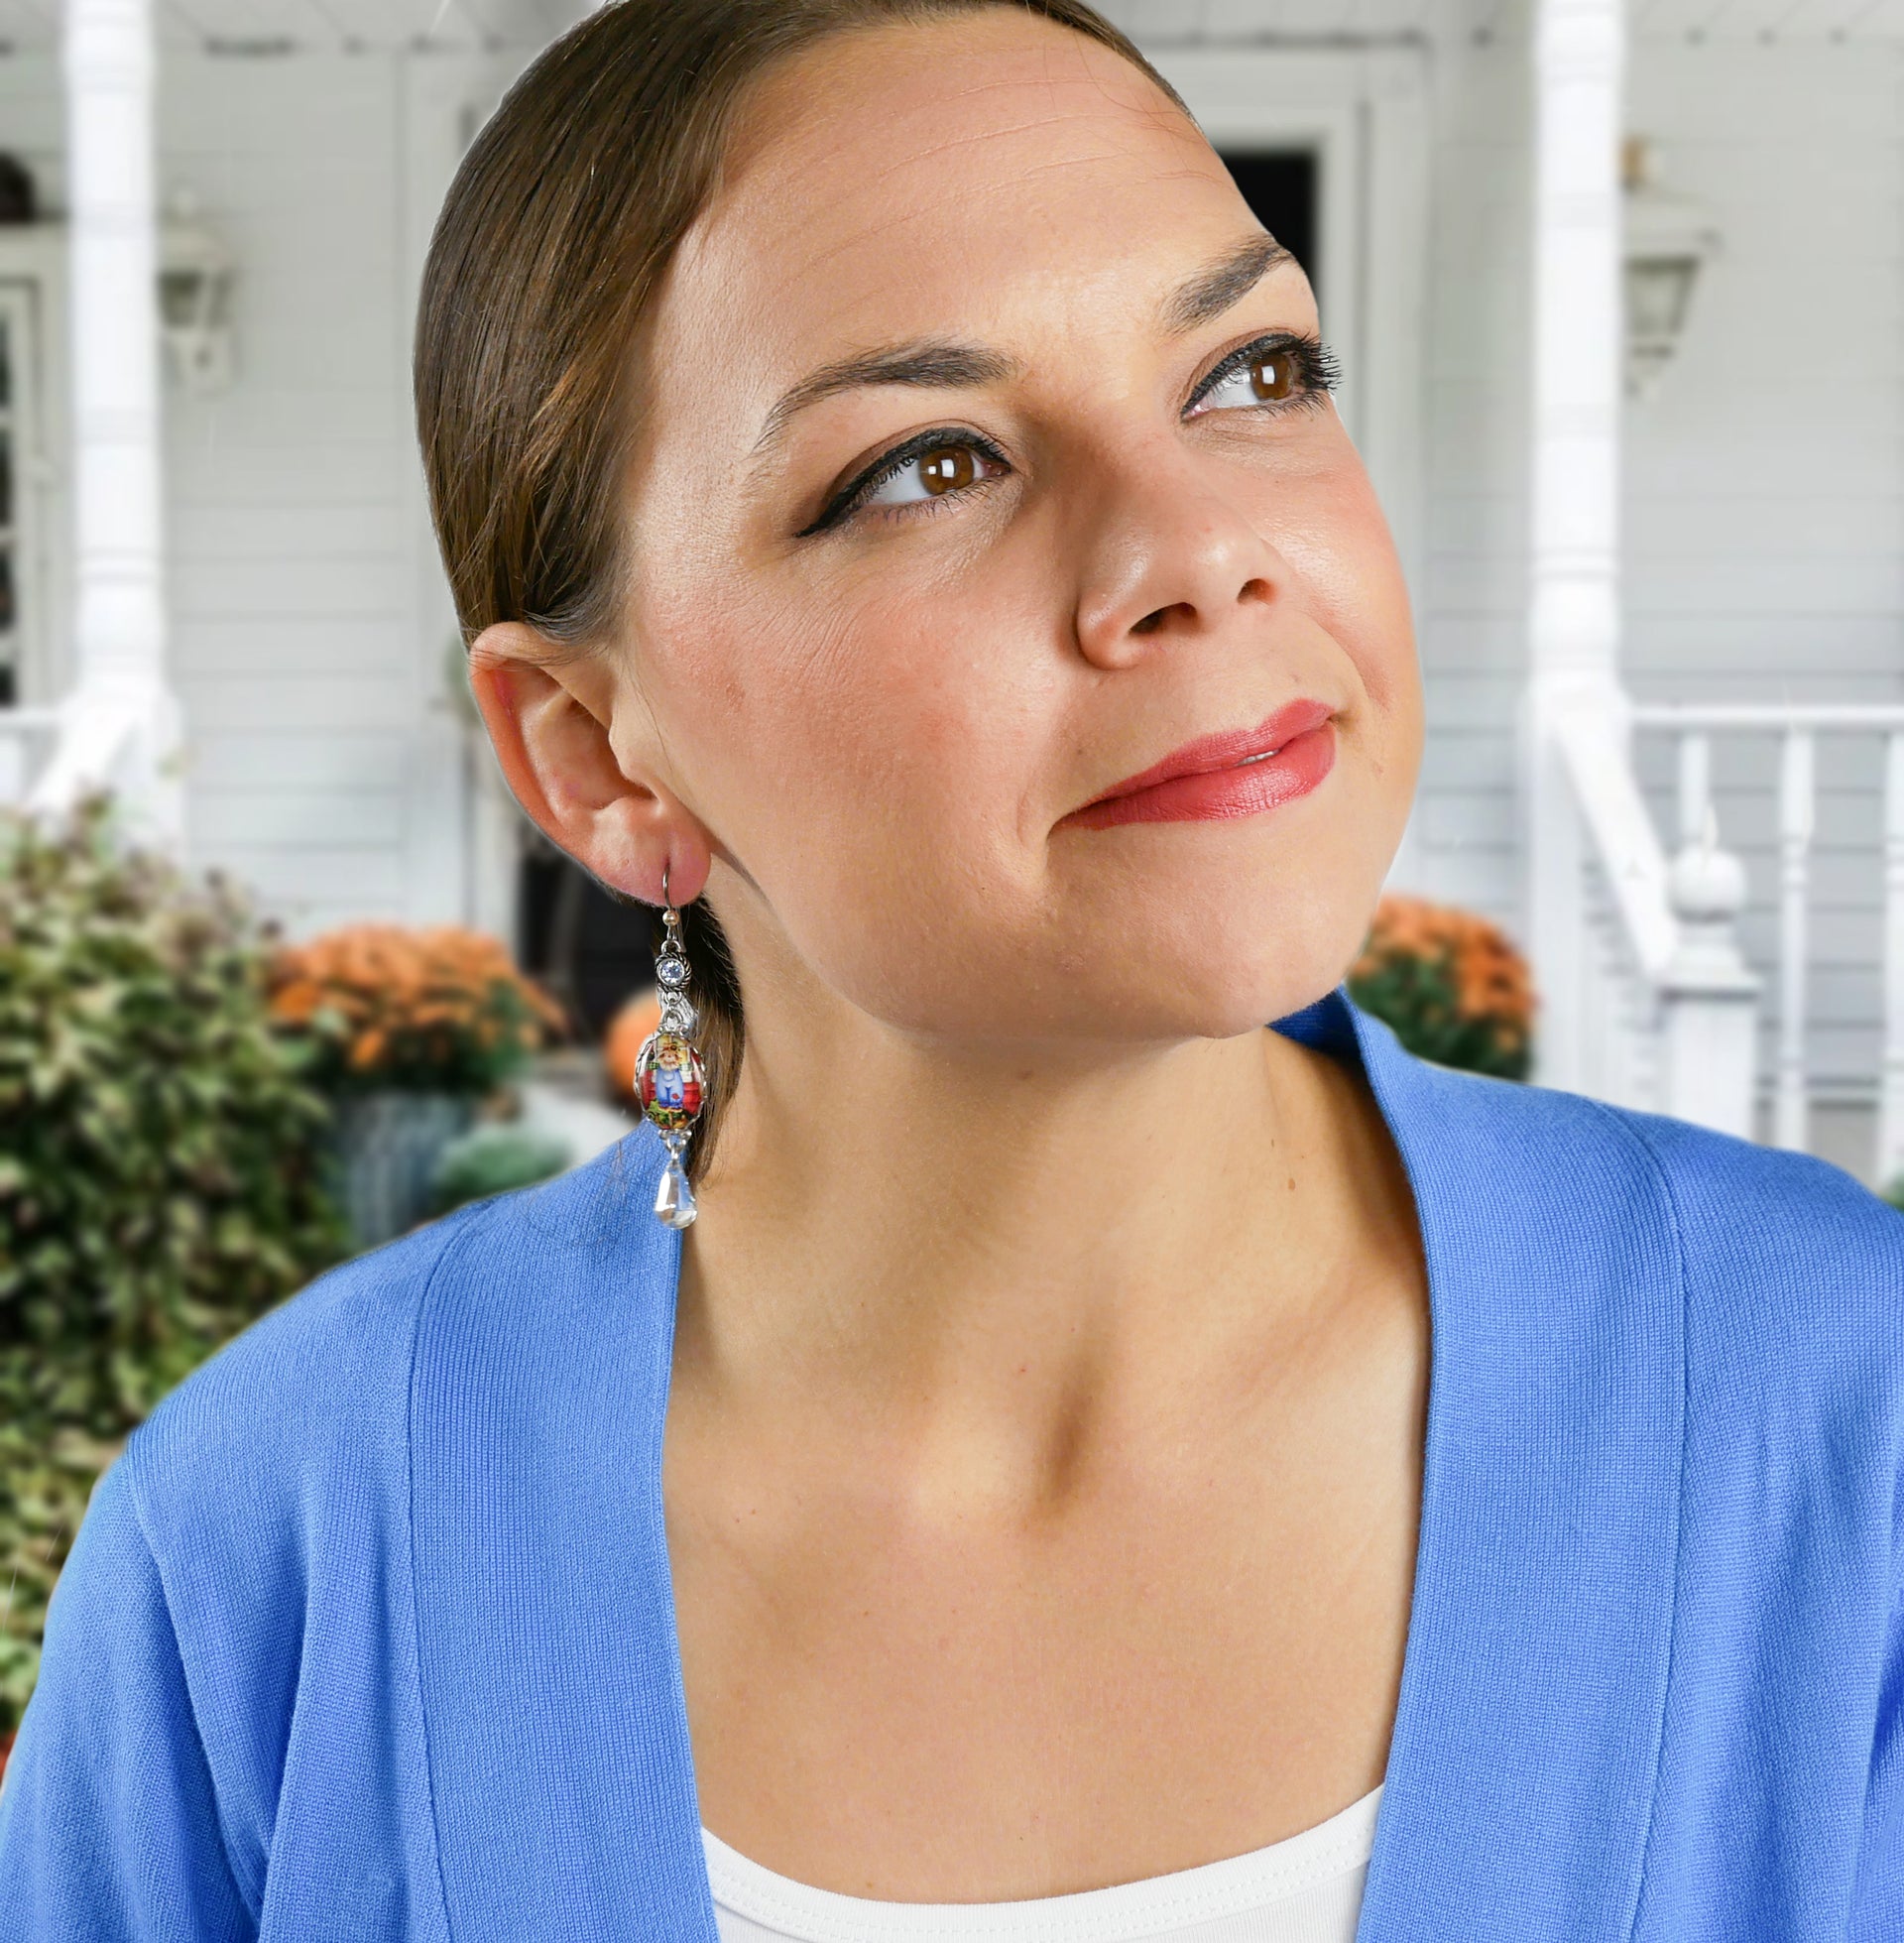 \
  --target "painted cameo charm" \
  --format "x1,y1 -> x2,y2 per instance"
635,1032 -> 705,1132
